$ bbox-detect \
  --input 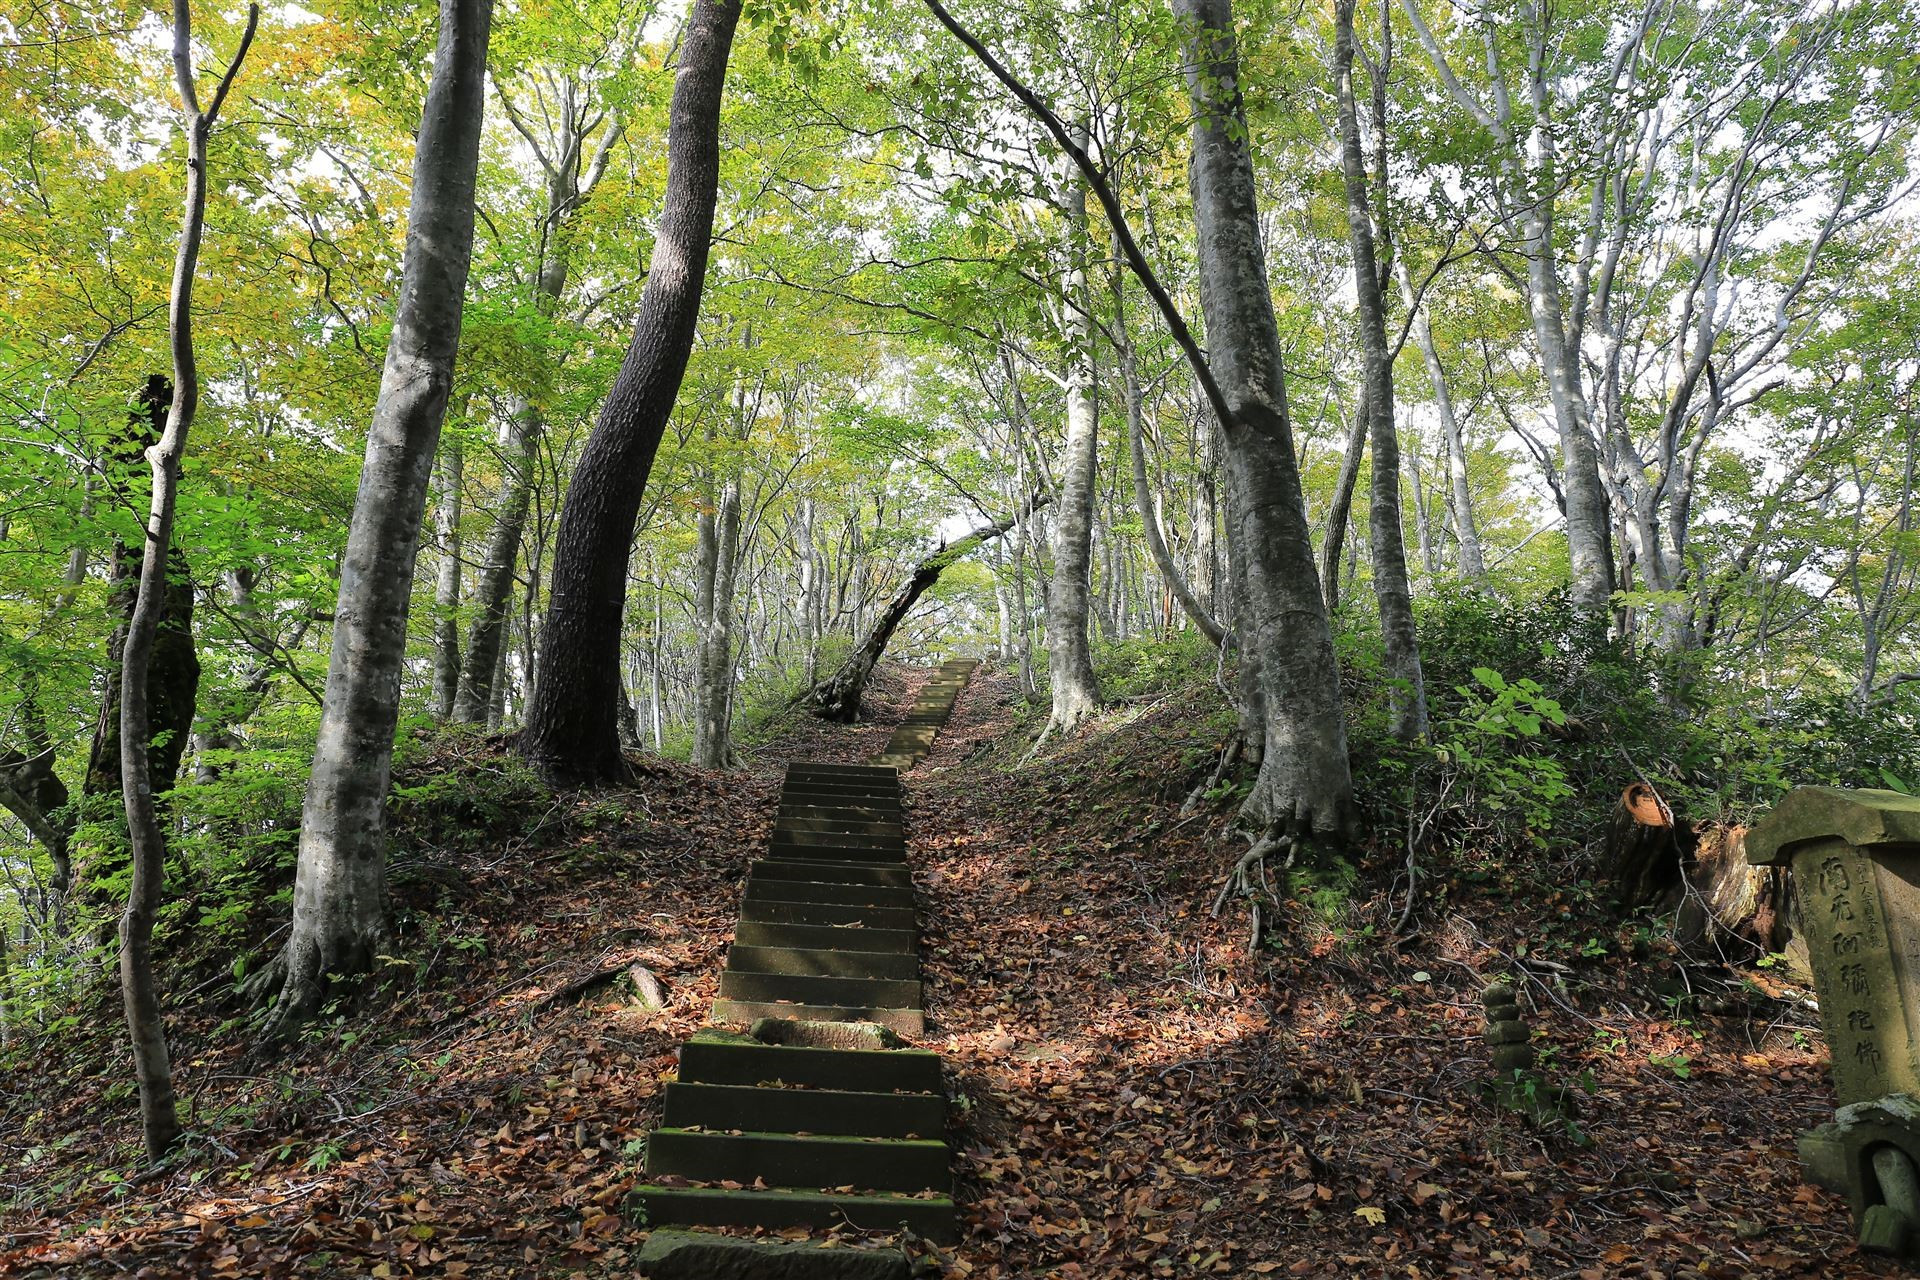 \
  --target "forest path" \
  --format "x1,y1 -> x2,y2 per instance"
891,669 -> 1861,1278
629,661 -> 979,1265
0,662 -> 1868,1280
